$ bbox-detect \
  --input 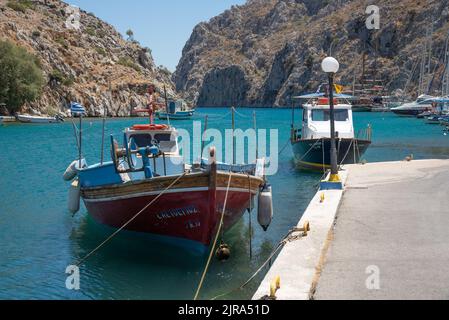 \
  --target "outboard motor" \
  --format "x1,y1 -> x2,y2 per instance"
258,184 -> 273,231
